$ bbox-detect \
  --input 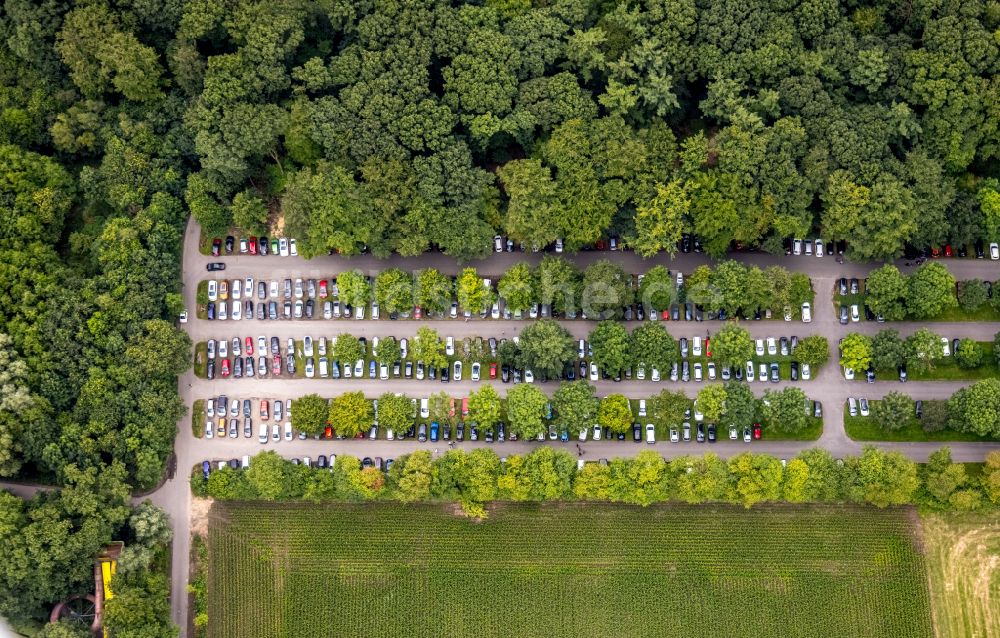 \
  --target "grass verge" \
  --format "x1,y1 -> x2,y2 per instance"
843,403 -> 996,442
192,400 -> 204,438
